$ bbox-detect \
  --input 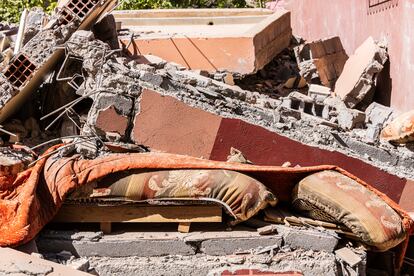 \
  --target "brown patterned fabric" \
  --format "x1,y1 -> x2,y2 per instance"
90,169 -> 276,223
381,110 -> 414,143
292,170 -> 406,251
